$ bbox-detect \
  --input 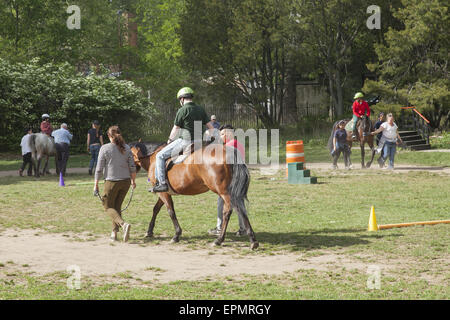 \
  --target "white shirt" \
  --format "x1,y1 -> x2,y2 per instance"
20,134 -> 32,155
381,122 -> 398,142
